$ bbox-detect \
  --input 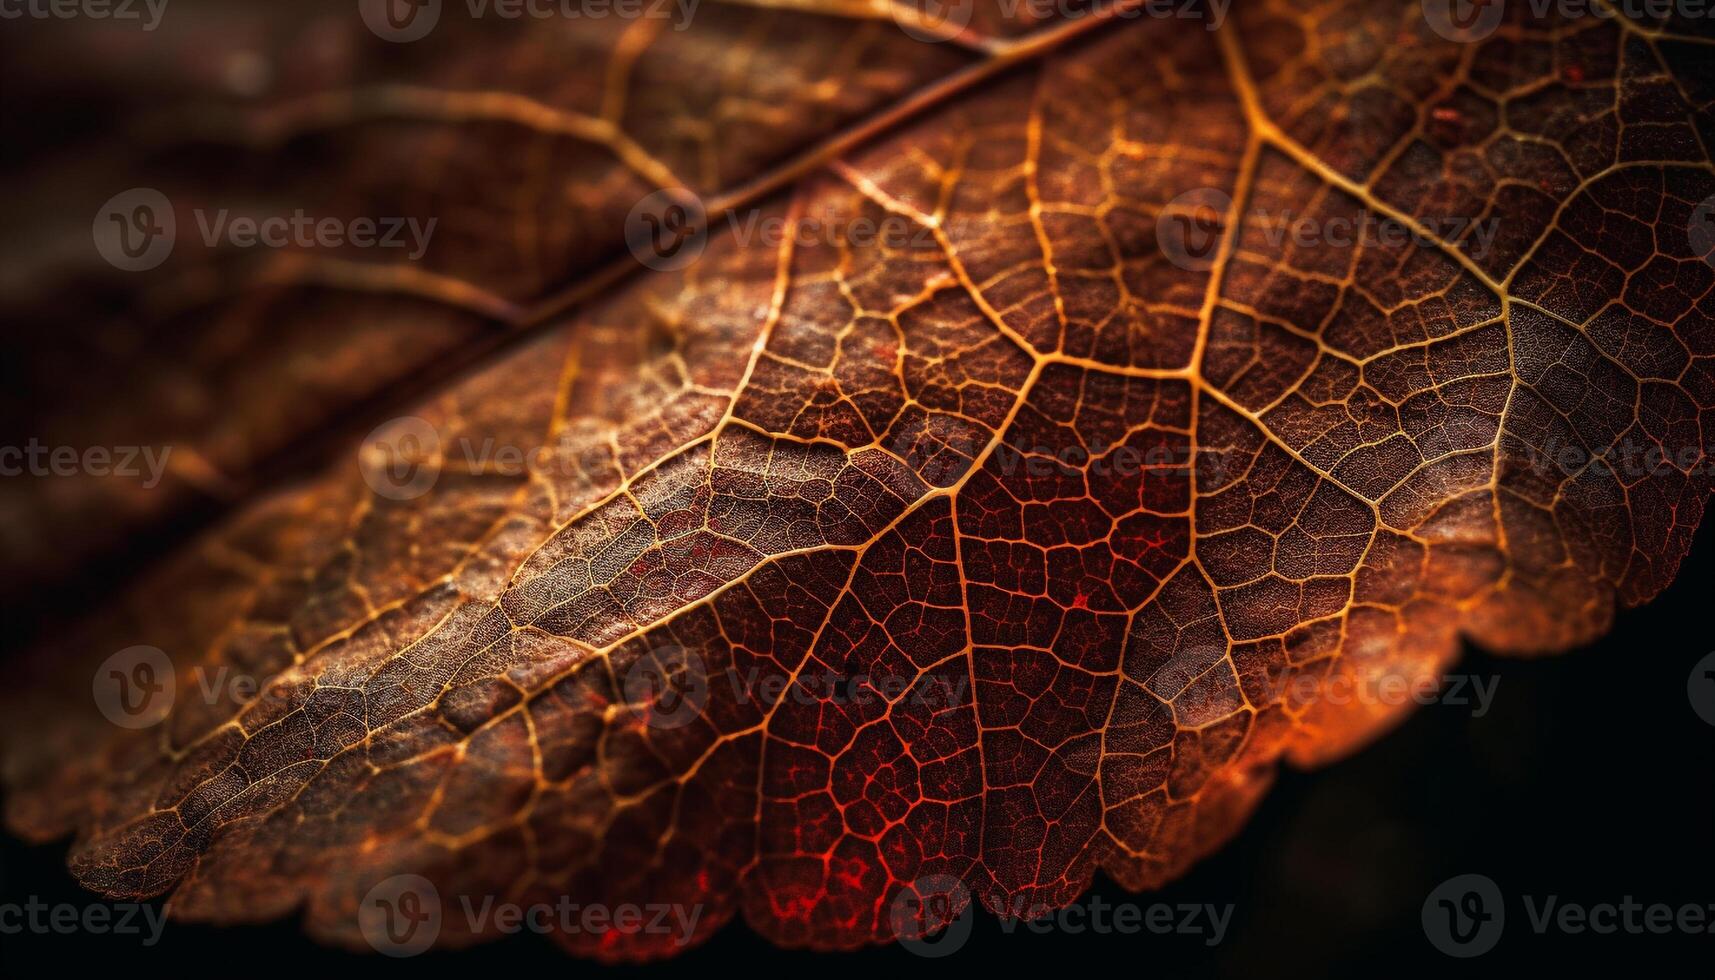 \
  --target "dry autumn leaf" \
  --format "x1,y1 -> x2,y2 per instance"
2,0 -> 1713,962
